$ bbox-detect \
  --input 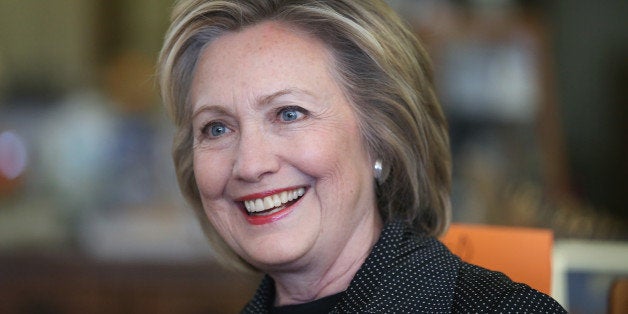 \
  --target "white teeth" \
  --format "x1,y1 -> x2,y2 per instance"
280,191 -> 288,203
263,196 -> 274,210
242,187 -> 306,213
255,199 -> 264,212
